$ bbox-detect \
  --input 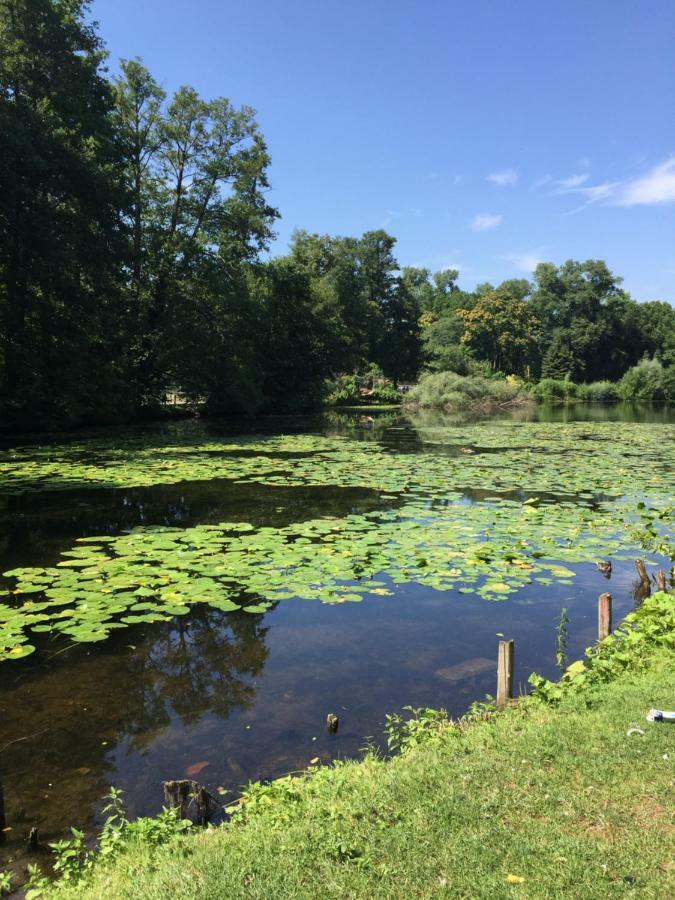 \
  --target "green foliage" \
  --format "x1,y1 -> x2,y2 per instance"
324,370 -> 401,406
529,378 -> 578,402
457,291 -> 541,376
26,789 -> 192,897
617,357 -> 674,403
529,590 -> 674,703
0,871 -> 13,895
383,706 -> 451,754
406,371 -> 526,411
0,0 -> 128,425
630,502 -> 675,562
576,380 -> 619,402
